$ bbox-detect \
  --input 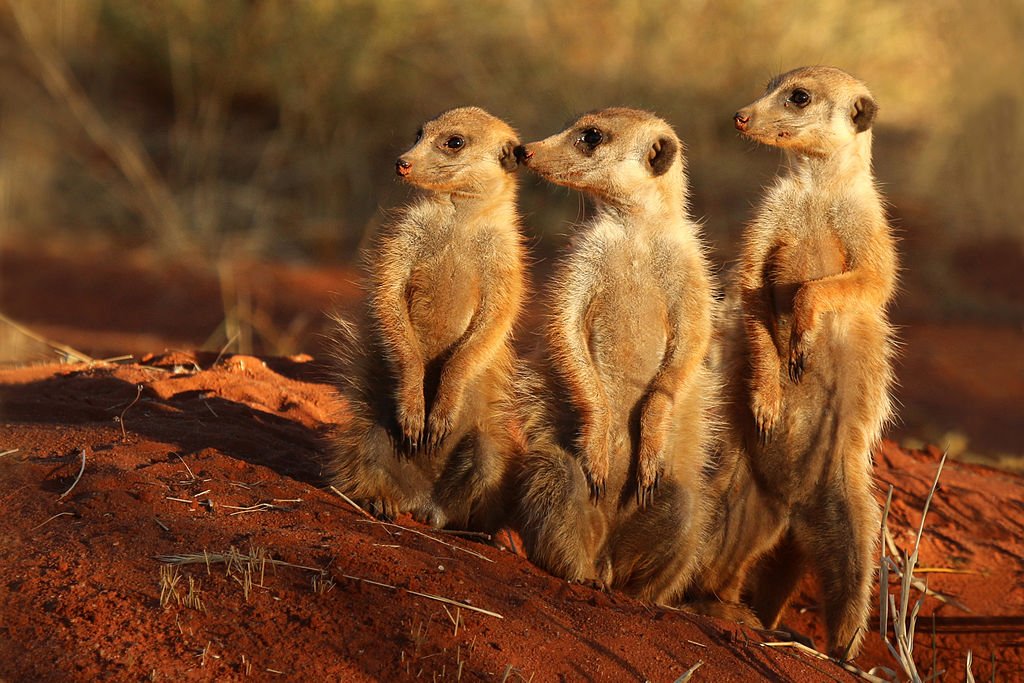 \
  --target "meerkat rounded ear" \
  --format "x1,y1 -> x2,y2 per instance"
648,136 -> 678,176
499,140 -> 519,172
852,96 -> 878,133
